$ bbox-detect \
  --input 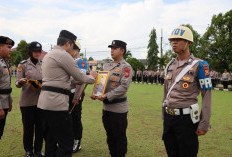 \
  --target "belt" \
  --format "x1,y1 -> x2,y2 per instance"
0,88 -> 12,94
165,107 -> 190,116
103,97 -> 127,104
41,86 -> 71,95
